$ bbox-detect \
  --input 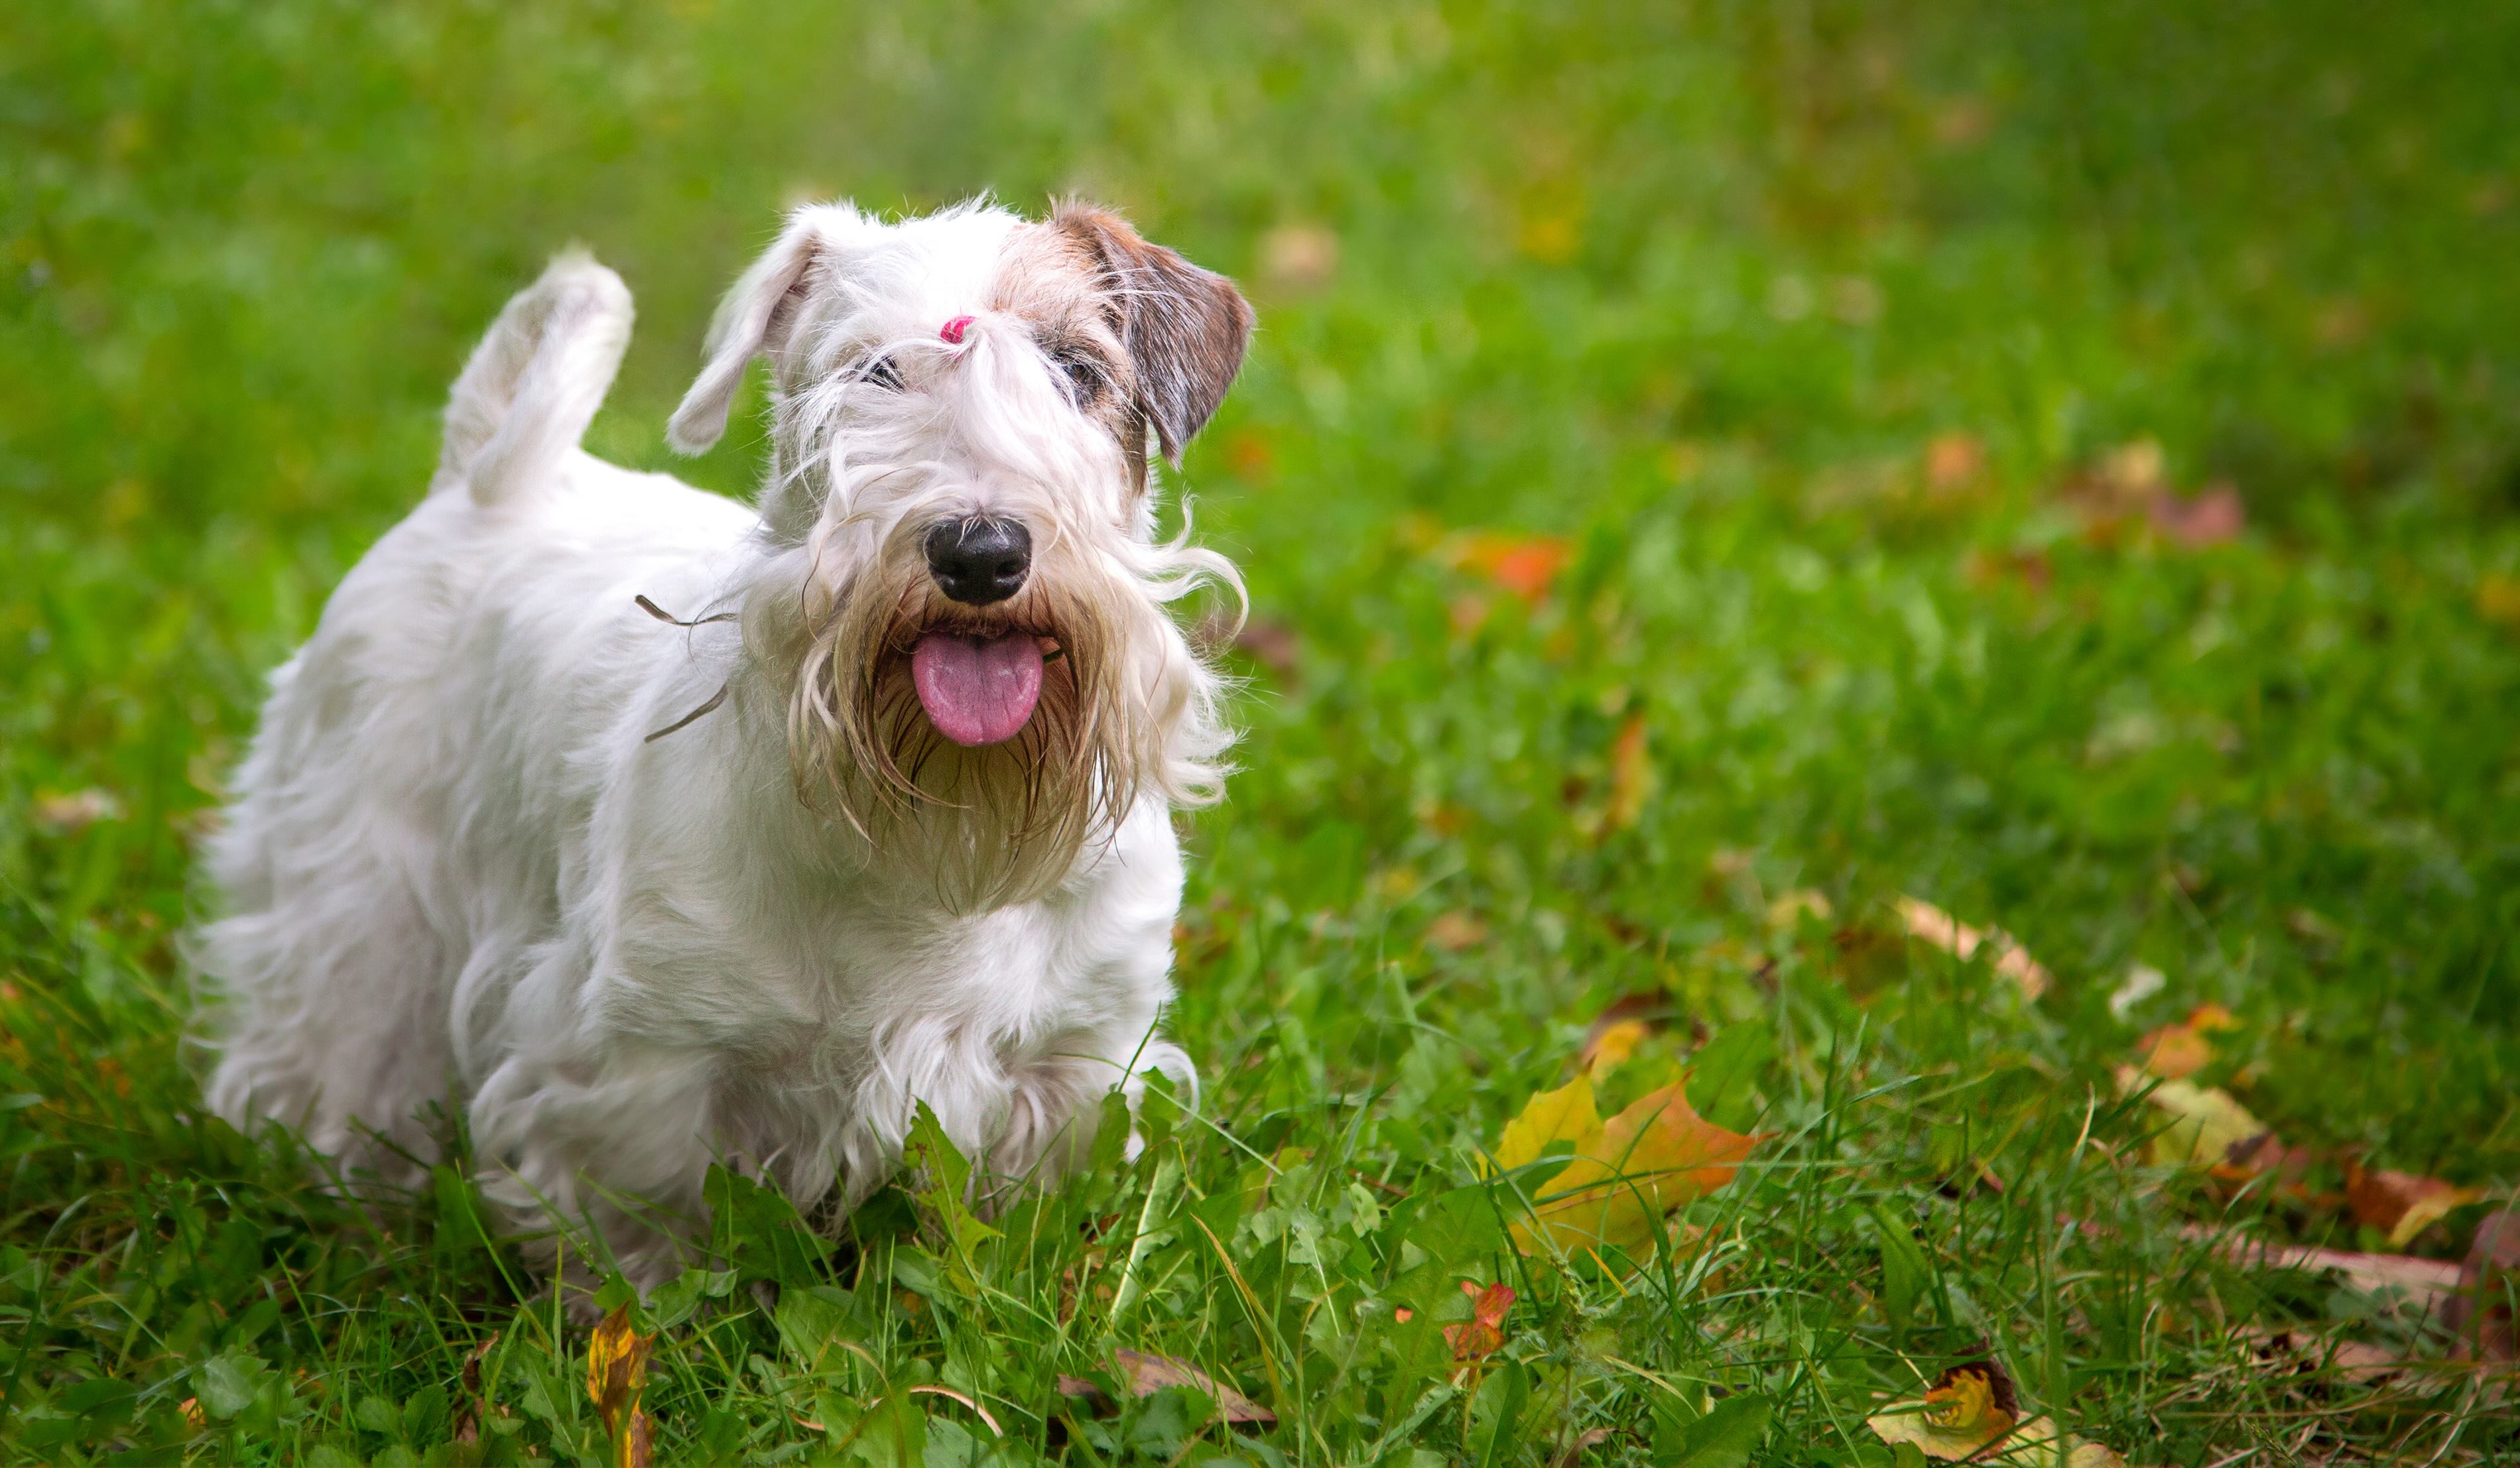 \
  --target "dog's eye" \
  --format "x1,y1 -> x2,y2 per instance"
1050,346 -> 1105,406
859,353 -> 903,390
